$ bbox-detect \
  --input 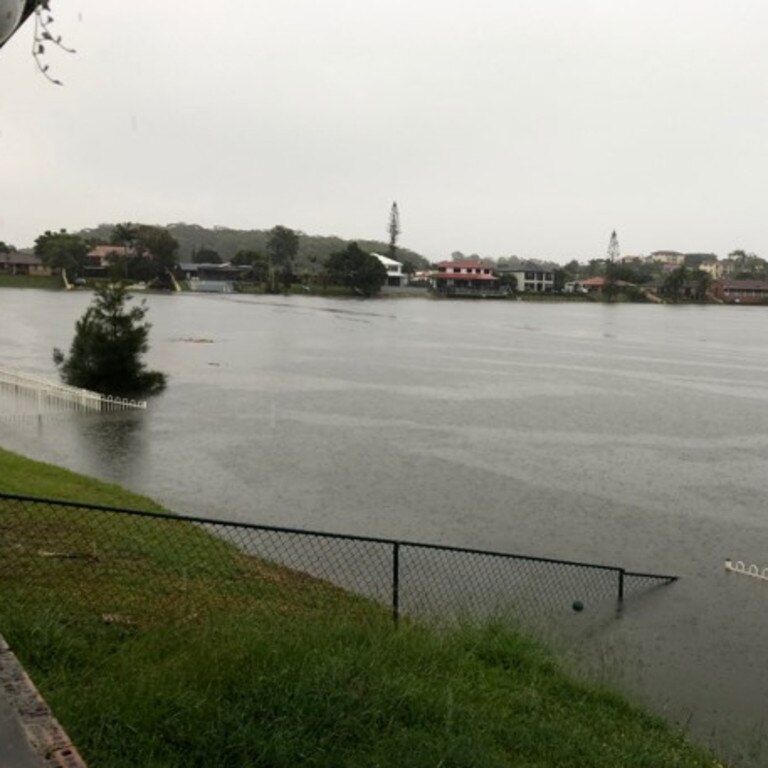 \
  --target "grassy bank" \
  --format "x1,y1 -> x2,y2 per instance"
0,274 -> 62,290
0,447 -> 724,767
